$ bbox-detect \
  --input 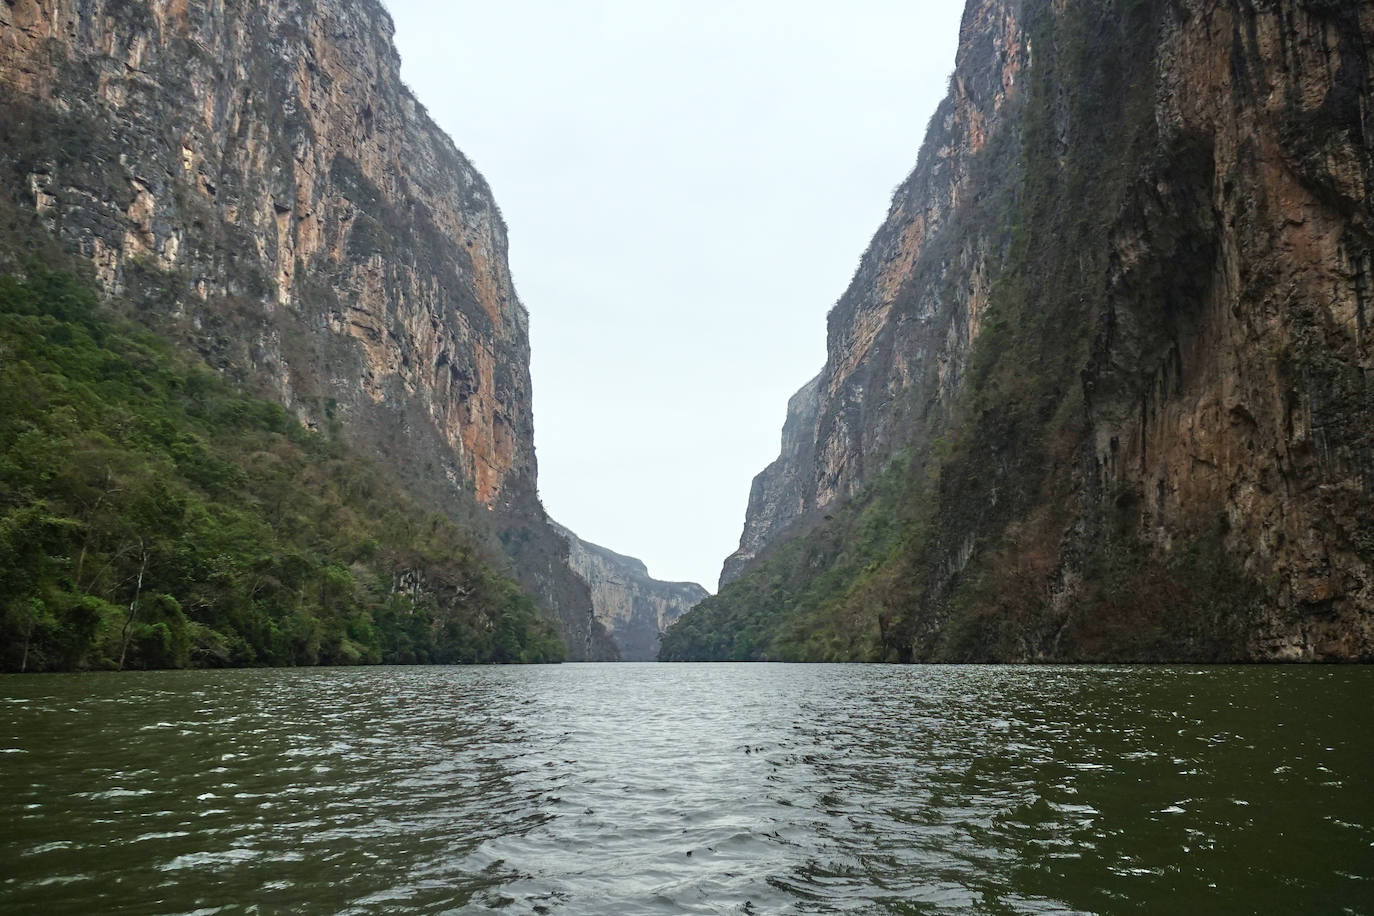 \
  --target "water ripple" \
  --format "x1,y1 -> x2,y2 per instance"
1,664 -> 1371,914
